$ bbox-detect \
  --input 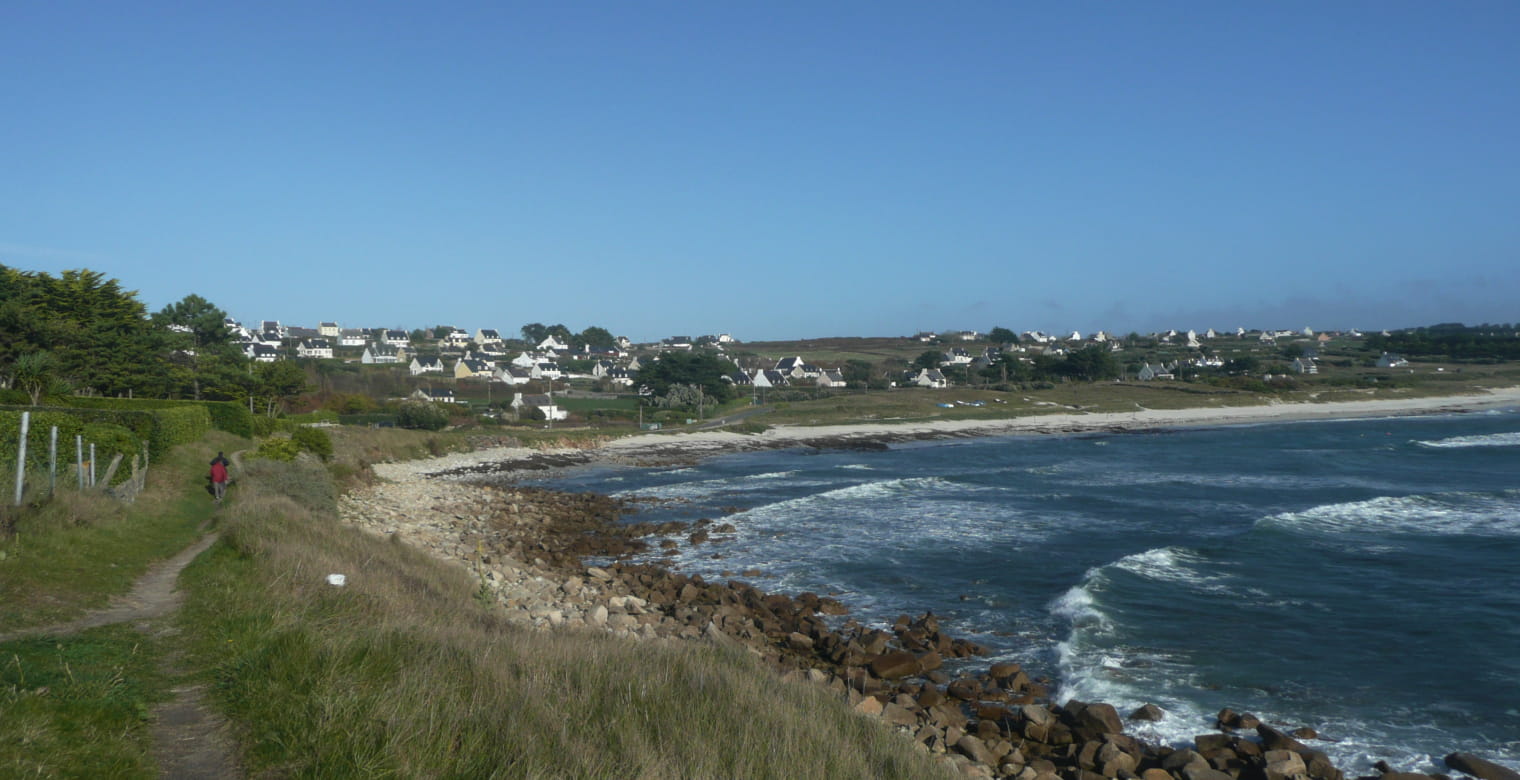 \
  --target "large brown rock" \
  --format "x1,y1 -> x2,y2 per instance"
1445,753 -> 1520,780
882,702 -> 918,727
947,678 -> 982,701
869,651 -> 920,679
1131,704 -> 1166,722
1069,701 -> 1125,740
1258,724 -> 1312,755
956,734 -> 999,766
